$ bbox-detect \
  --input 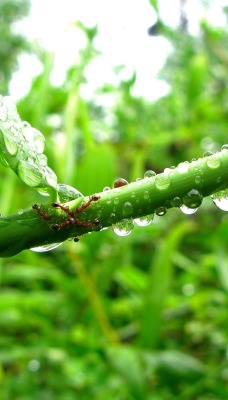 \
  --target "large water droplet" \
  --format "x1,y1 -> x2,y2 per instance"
205,155 -> 221,169
122,202 -> 133,216
30,242 -> 63,252
112,218 -> 134,236
203,151 -> 213,157
113,178 -> 128,188
58,184 -> 83,203
22,127 -> 45,154
211,190 -> 228,211
177,162 -> 189,174
3,133 -> 18,156
180,205 -> 198,215
154,174 -> 171,190
134,214 -> 154,226
17,160 -> 42,187
144,170 -> 156,178
182,189 -> 203,209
